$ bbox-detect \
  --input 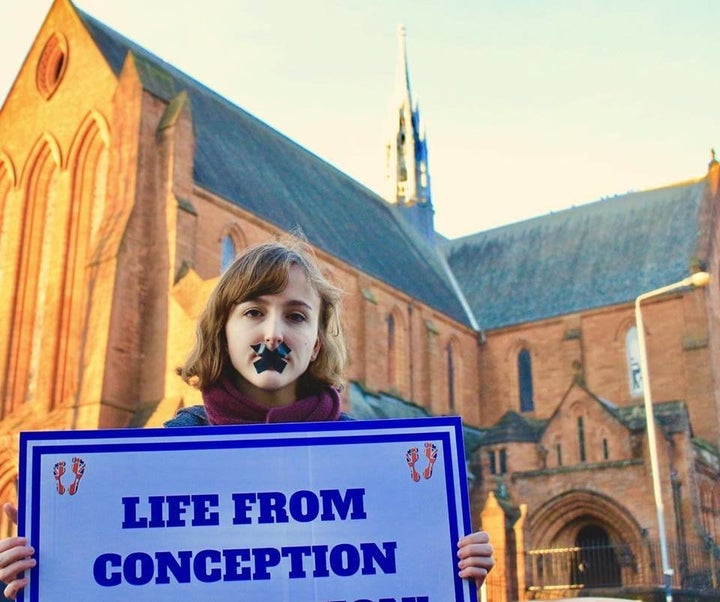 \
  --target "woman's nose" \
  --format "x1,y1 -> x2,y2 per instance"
263,316 -> 284,348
